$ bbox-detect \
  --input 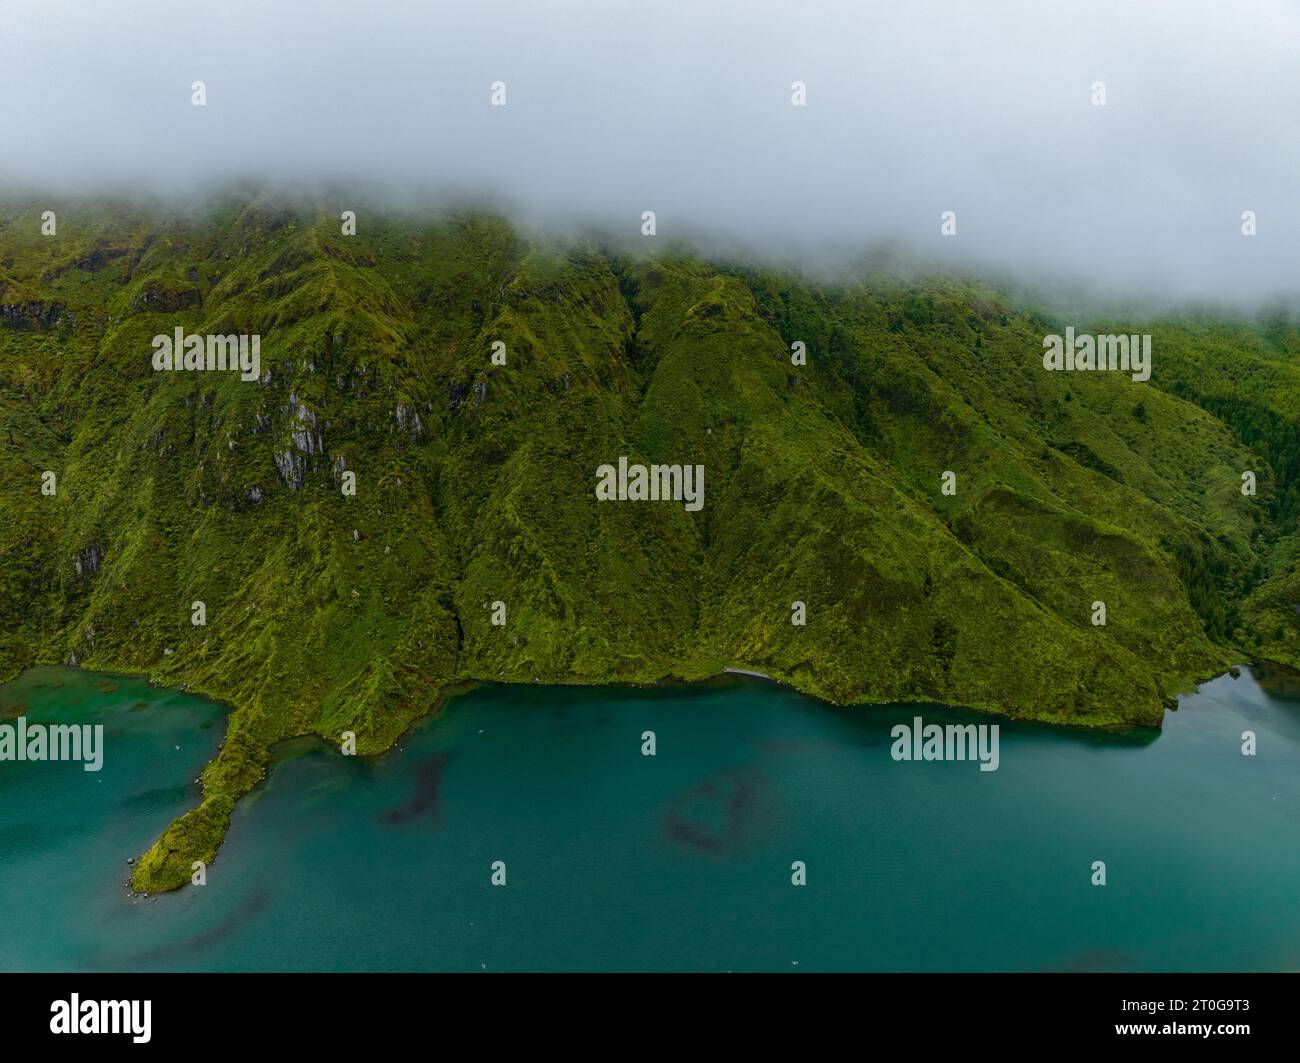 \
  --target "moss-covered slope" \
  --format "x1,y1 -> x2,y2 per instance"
0,195 -> 1292,891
